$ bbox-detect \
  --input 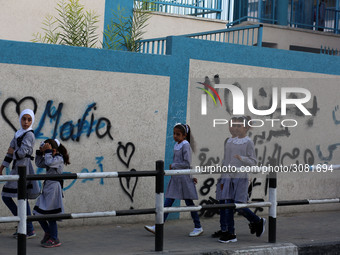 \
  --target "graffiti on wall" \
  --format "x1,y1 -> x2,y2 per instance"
195,74 -> 340,219
196,146 -> 267,218
1,97 -> 113,141
117,142 -> 138,205
0,96 -> 139,204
